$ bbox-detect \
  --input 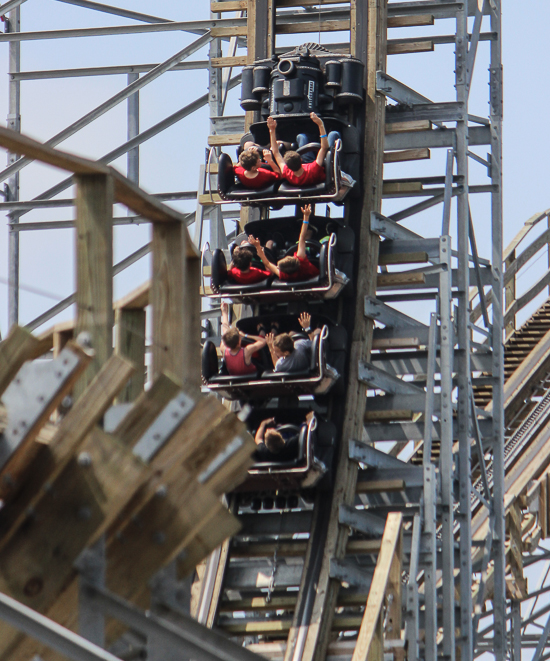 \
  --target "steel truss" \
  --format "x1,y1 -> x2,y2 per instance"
4,2 -> 550,661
